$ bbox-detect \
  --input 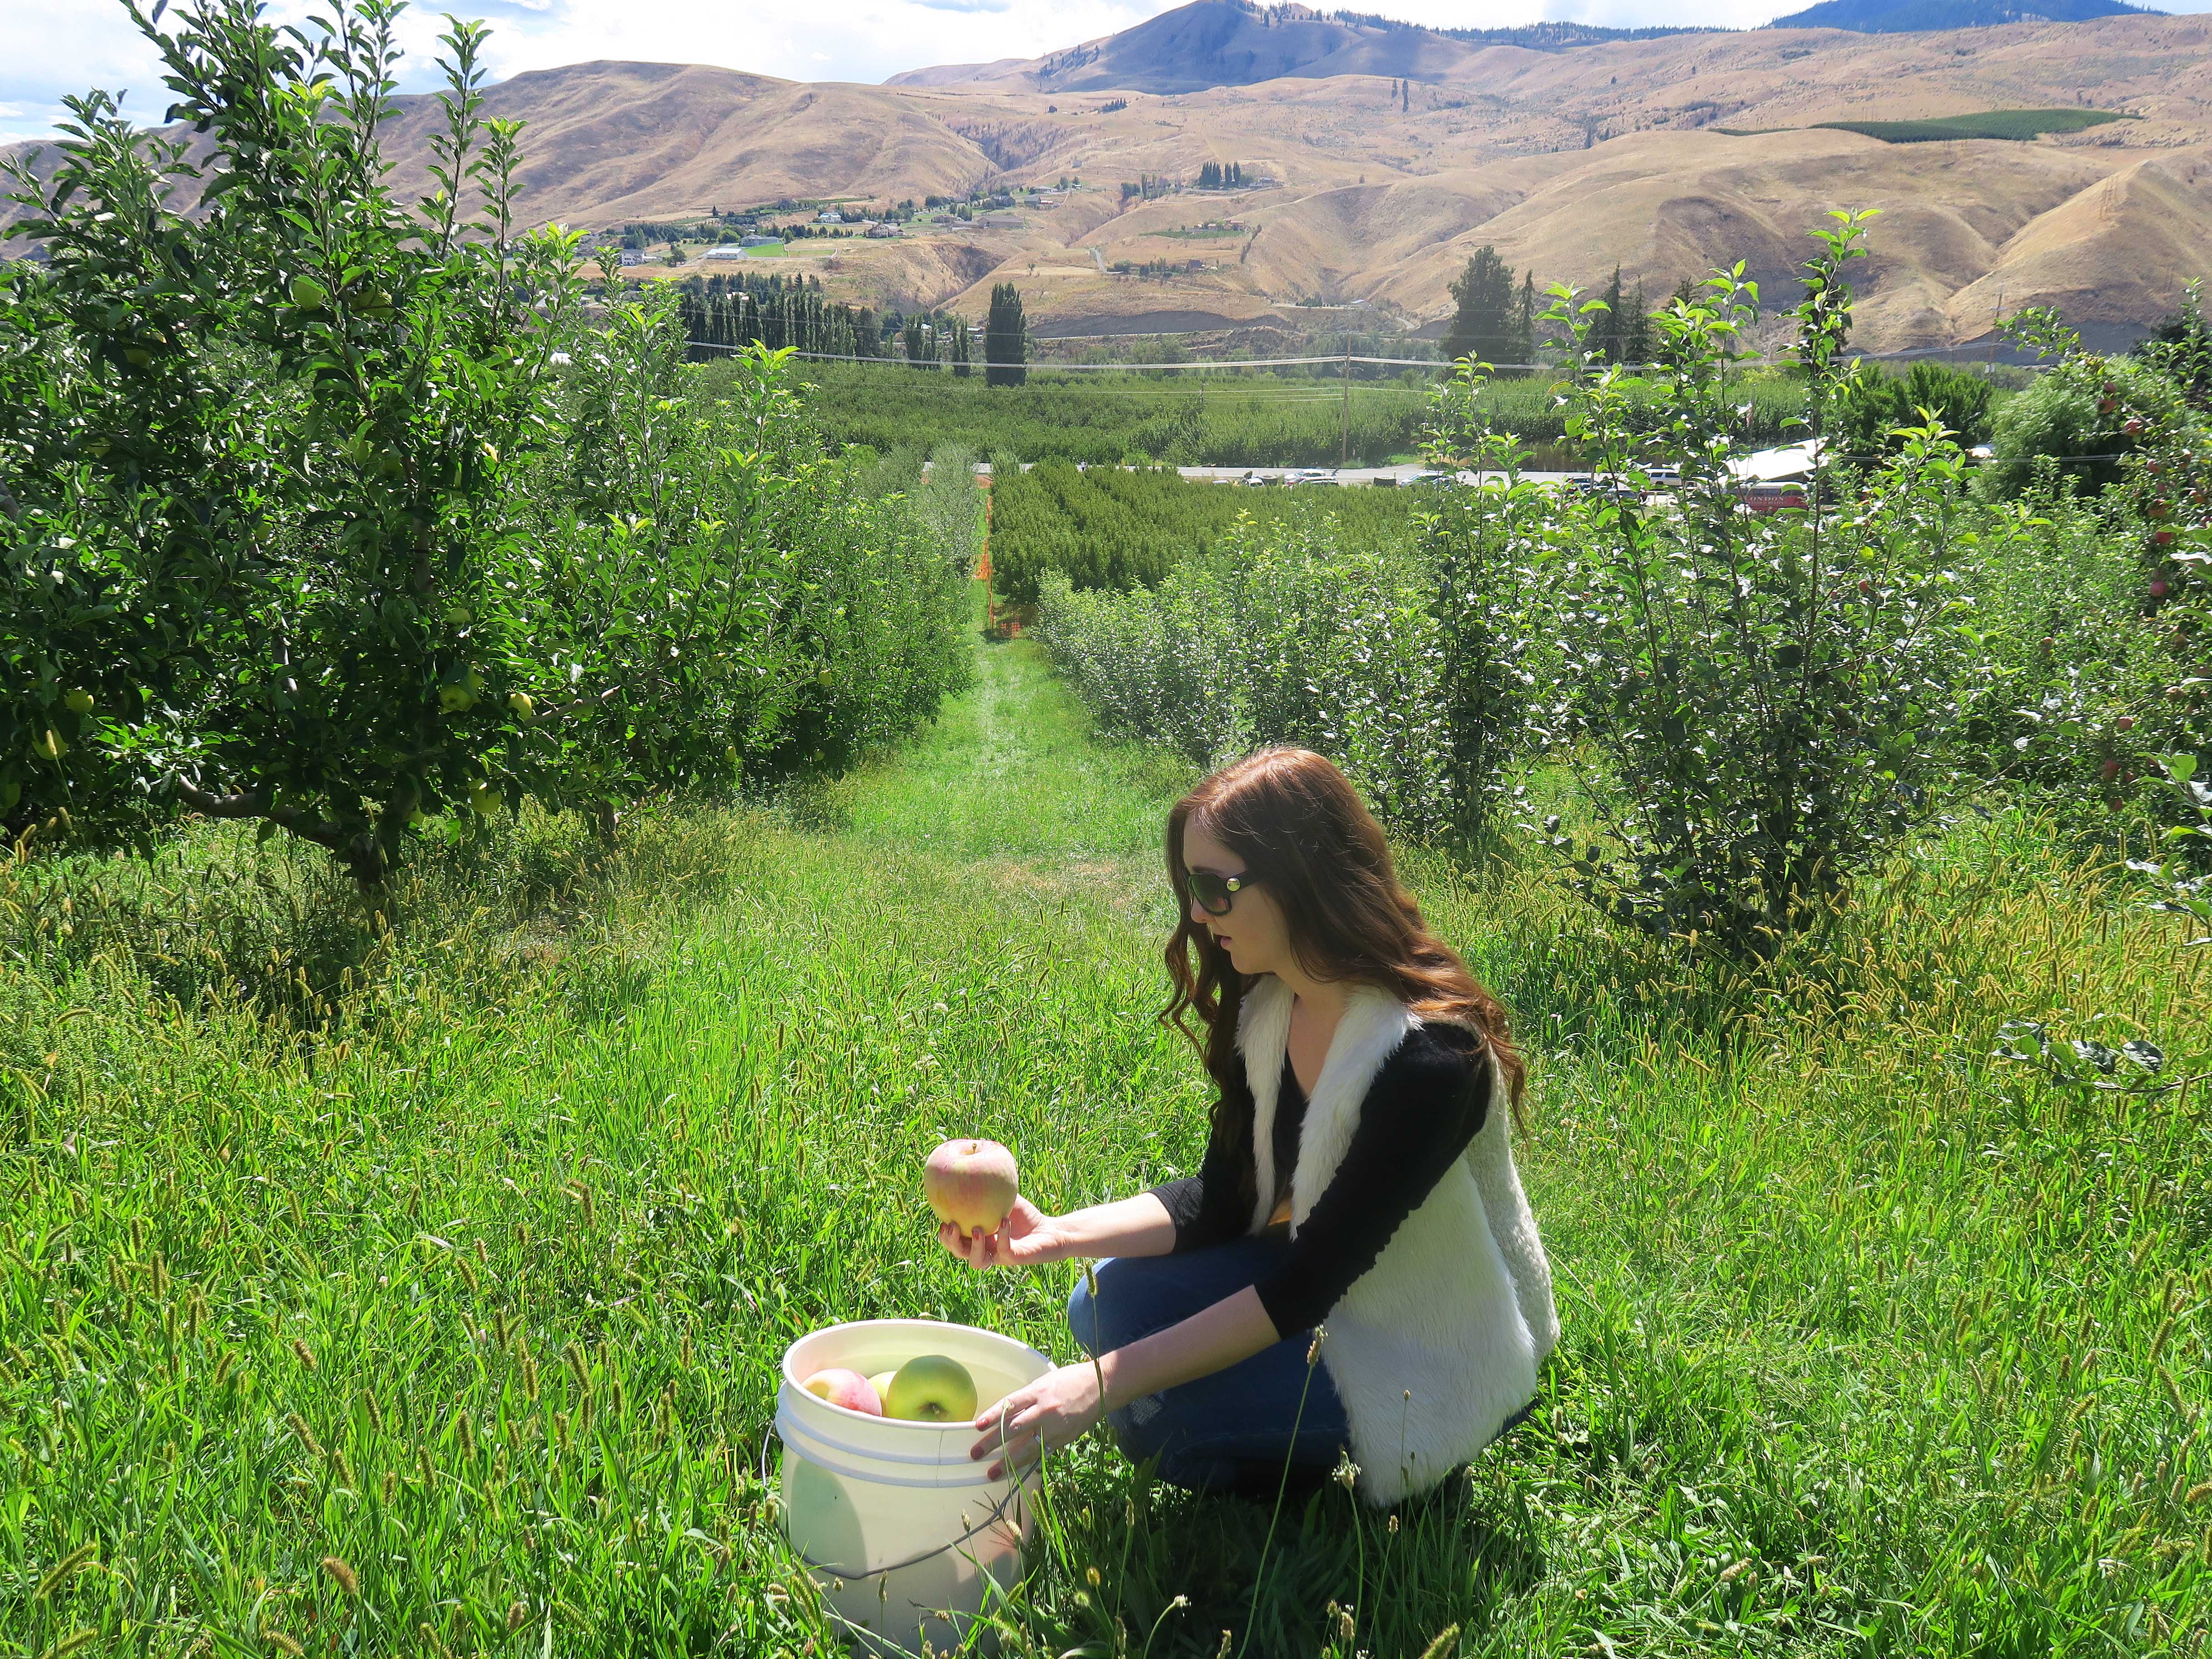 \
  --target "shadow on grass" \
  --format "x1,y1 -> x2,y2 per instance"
1027,1461 -> 1544,1659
